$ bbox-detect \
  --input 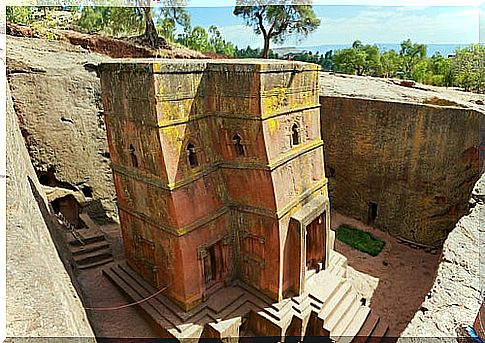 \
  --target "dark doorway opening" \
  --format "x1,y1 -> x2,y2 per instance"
204,245 -> 216,284
368,202 -> 378,223
306,214 -> 326,272
203,241 -> 225,286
